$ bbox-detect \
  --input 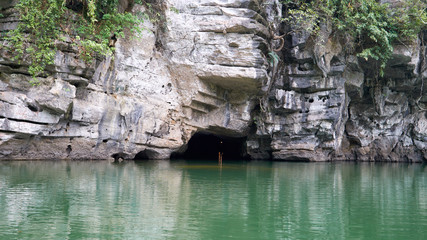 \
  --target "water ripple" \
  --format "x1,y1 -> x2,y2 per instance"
0,161 -> 425,239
